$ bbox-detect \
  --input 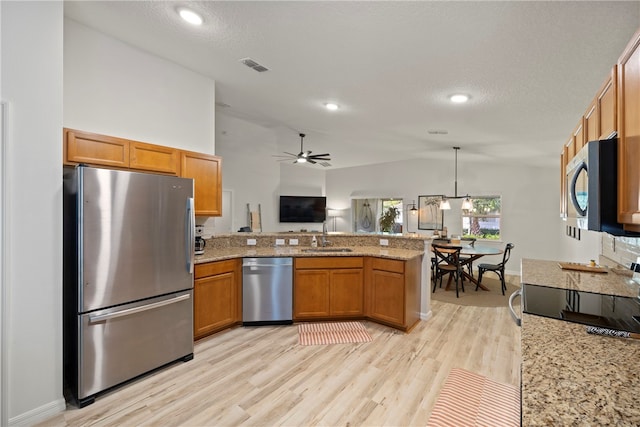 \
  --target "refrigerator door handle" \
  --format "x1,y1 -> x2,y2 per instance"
88,294 -> 191,323
186,197 -> 195,274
